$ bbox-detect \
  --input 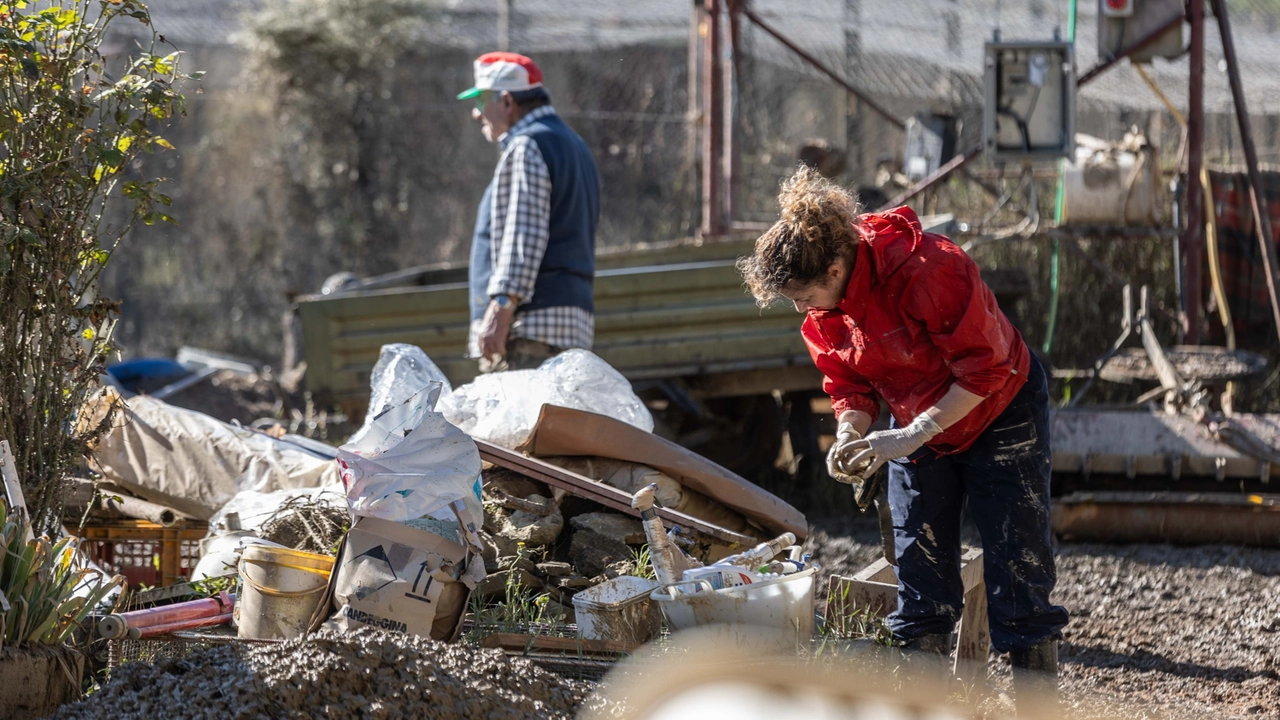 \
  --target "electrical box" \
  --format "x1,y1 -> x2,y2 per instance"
982,41 -> 1075,160
1098,0 -> 1183,62
1101,0 -> 1134,18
